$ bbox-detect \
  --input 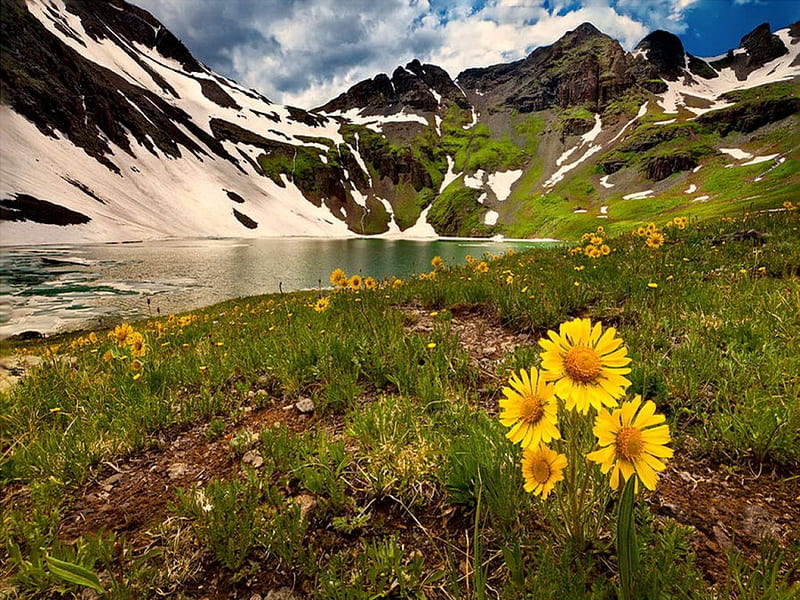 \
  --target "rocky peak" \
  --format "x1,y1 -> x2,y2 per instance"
740,22 -> 788,68
318,60 -> 467,115
458,22 -> 631,113
634,30 -> 686,81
